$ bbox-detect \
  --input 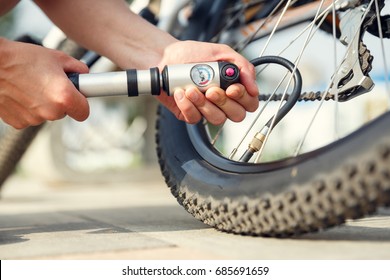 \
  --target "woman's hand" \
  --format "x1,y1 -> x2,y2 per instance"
157,40 -> 259,125
0,38 -> 89,129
